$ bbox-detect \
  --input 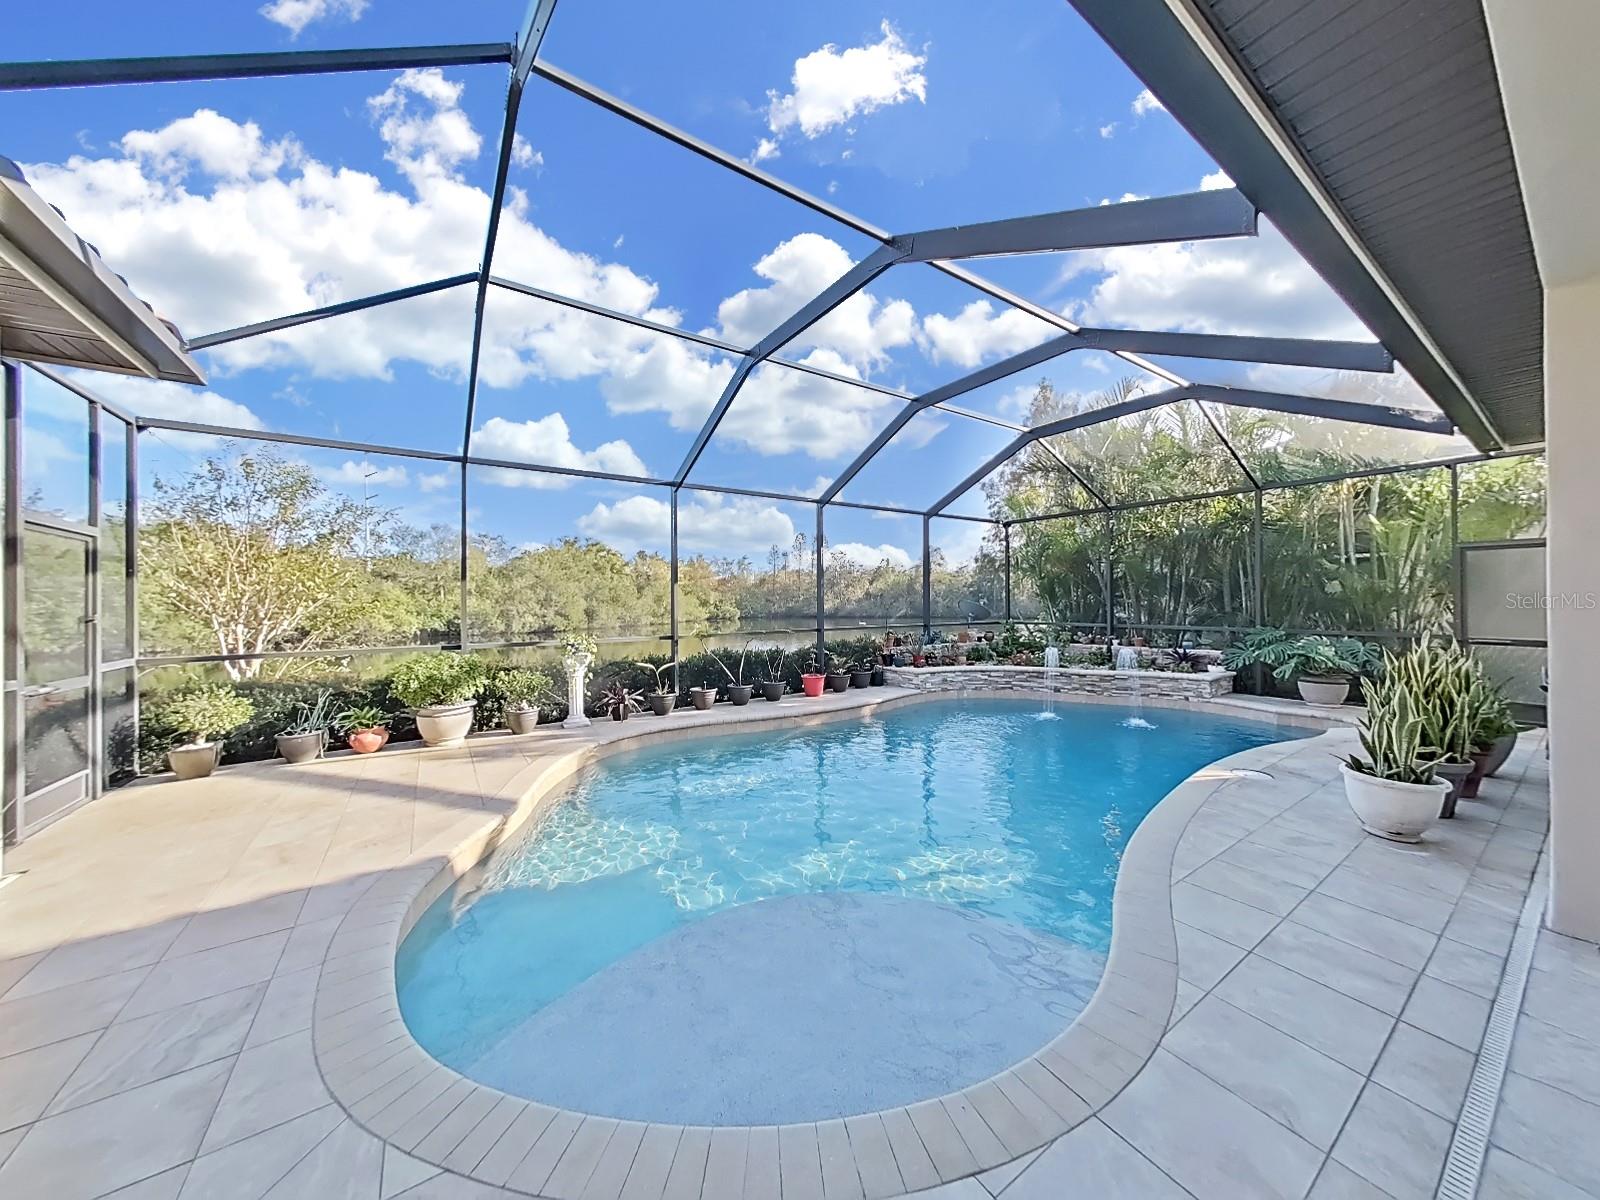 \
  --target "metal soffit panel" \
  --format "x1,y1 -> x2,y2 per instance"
1183,0 -> 1544,447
